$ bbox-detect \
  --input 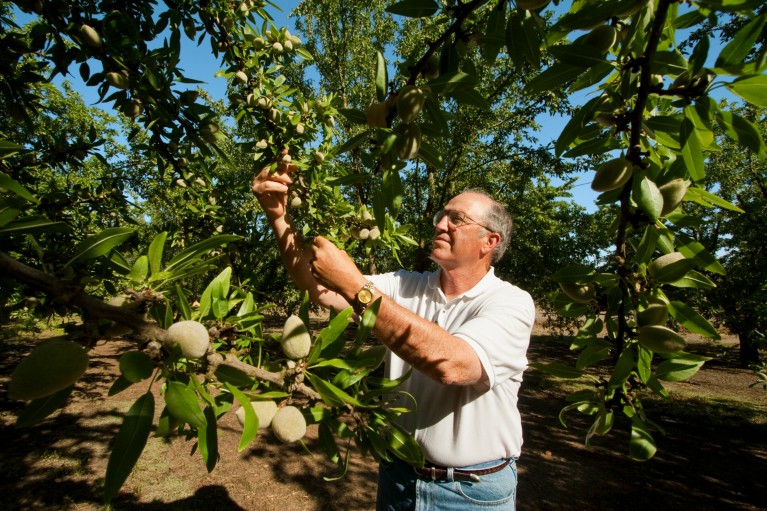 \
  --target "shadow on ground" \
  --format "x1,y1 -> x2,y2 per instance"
0,330 -> 764,510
